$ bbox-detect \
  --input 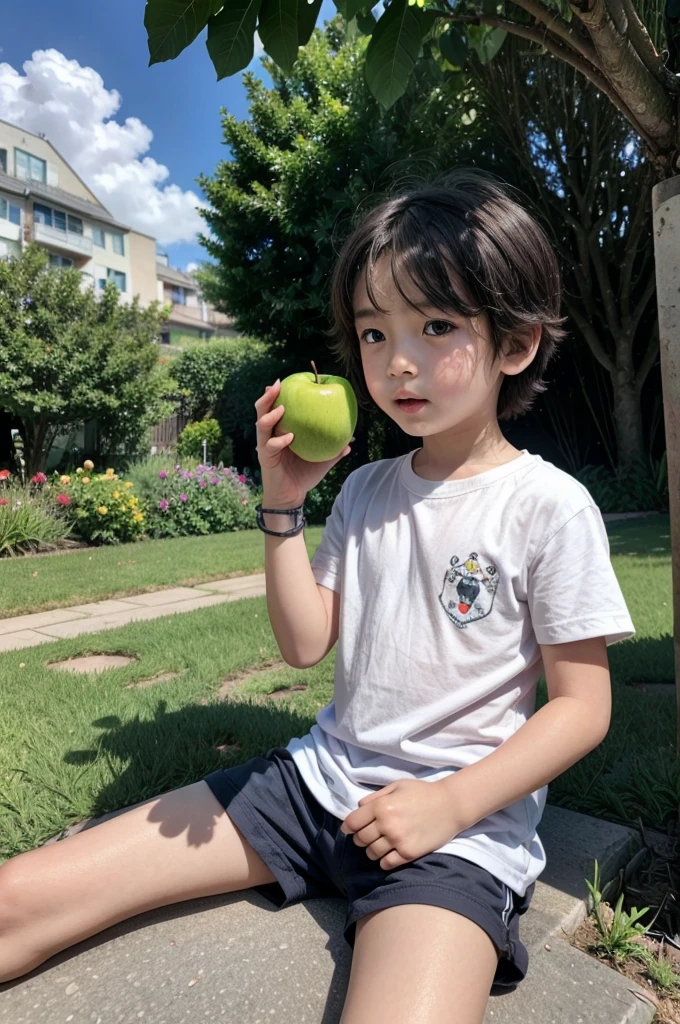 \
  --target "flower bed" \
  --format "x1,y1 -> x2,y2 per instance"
141,463 -> 259,538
